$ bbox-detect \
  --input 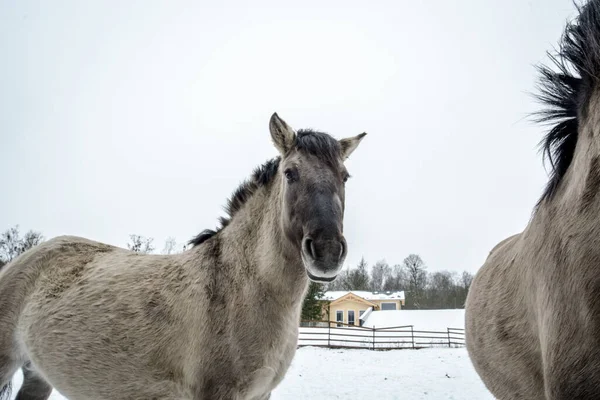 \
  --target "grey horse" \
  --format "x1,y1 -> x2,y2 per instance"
0,113 -> 366,400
